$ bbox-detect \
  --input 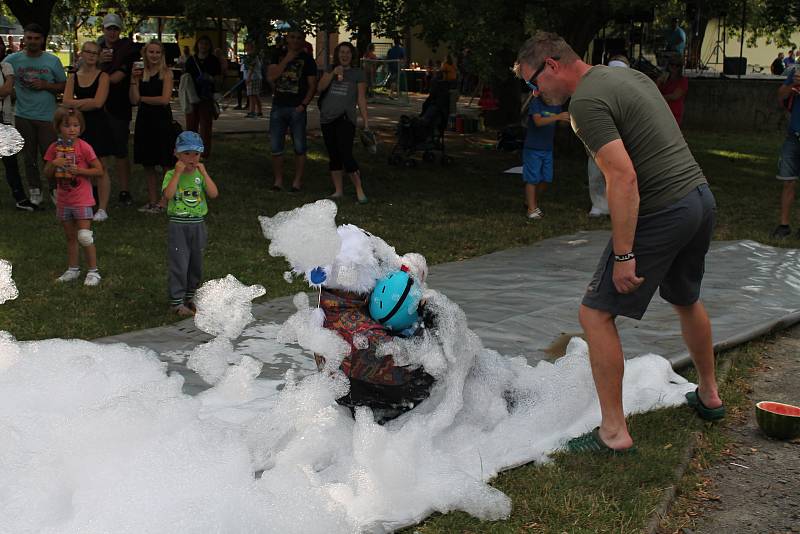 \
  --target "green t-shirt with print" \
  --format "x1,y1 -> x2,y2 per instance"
162,168 -> 208,222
